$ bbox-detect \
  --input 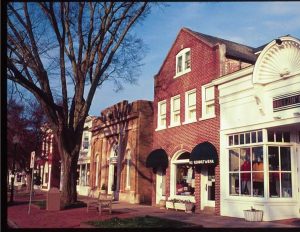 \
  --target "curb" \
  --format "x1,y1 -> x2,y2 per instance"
7,219 -> 18,228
